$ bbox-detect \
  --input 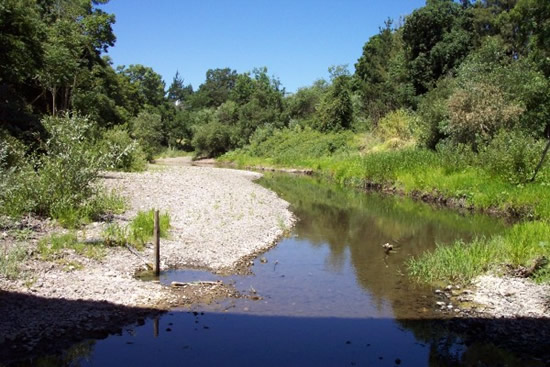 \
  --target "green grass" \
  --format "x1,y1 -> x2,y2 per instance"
1,245 -> 28,279
53,190 -> 127,229
103,209 -> 171,250
37,232 -> 108,261
221,128 -> 550,284
408,221 -> 550,284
